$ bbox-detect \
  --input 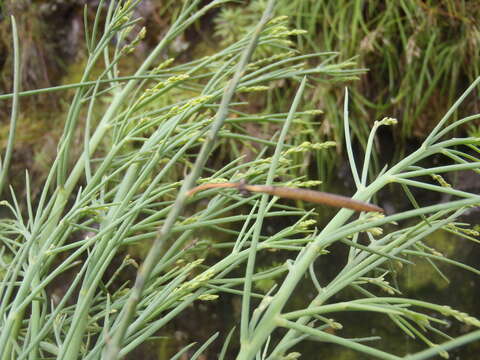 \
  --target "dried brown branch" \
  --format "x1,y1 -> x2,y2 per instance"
187,181 -> 384,213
